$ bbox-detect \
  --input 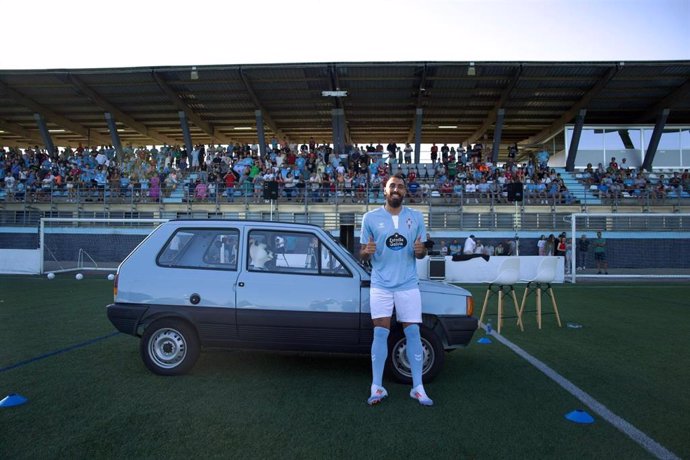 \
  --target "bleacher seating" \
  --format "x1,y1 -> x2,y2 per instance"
162,187 -> 185,203
554,168 -> 601,205
2,142 -> 688,213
